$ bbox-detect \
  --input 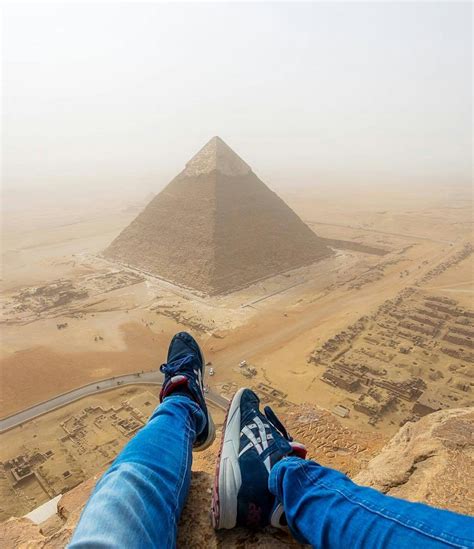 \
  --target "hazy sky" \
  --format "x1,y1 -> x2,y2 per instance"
3,2 -> 472,194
